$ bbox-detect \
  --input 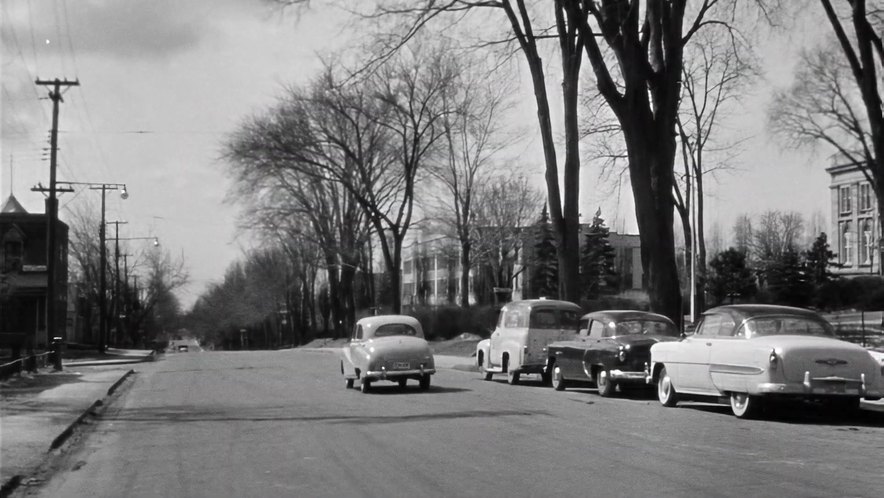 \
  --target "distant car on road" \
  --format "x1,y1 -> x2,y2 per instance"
649,304 -> 884,418
476,299 -> 581,385
547,310 -> 679,396
177,345 -> 189,353
341,315 -> 435,393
